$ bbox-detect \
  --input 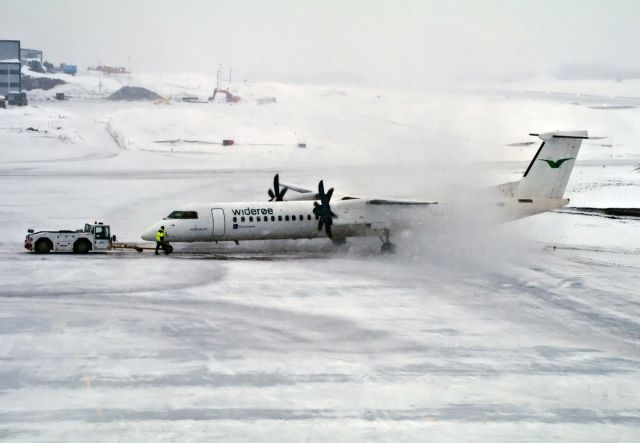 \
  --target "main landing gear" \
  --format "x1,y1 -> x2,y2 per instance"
332,237 -> 347,246
378,229 -> 395,254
